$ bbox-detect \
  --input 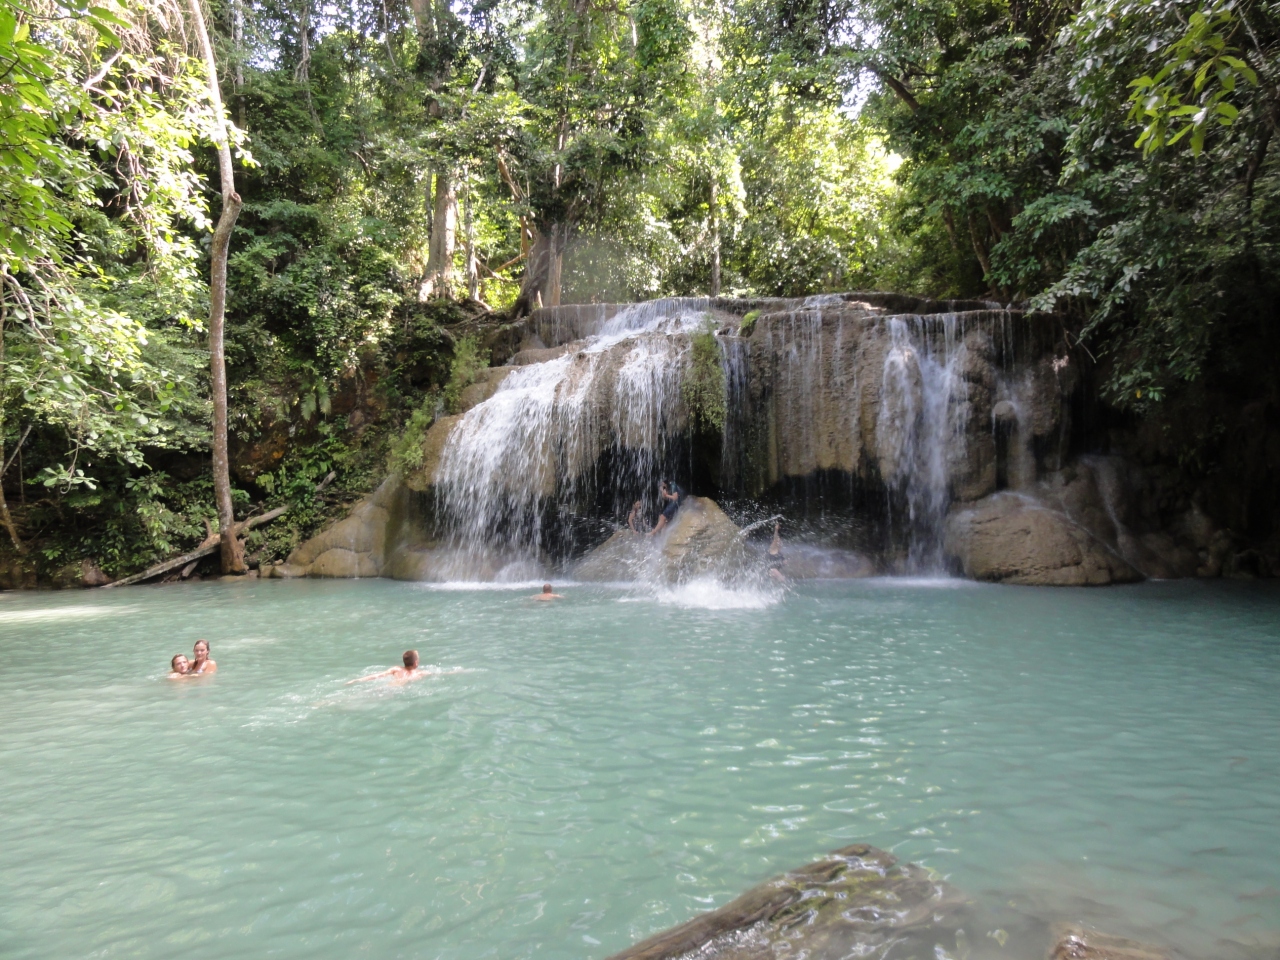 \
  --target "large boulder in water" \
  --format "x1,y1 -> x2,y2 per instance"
944,492 -> 1143,586
576,497 -> 742,582
604,843 -> 969,960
